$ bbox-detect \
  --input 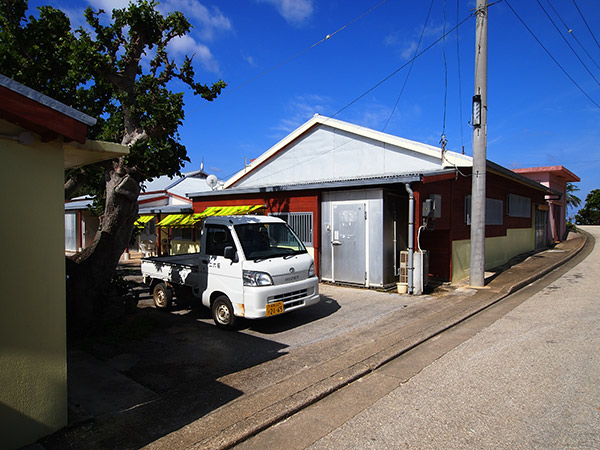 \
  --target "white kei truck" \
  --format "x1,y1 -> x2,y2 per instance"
141,215 -> 320,329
